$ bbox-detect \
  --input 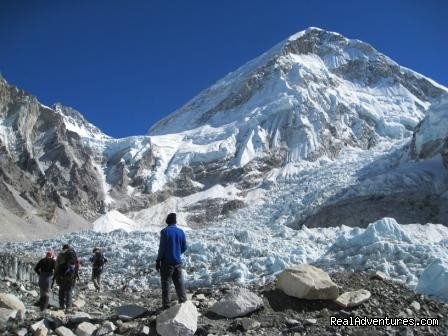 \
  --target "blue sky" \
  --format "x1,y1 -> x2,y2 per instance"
0,0 -> 447,138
